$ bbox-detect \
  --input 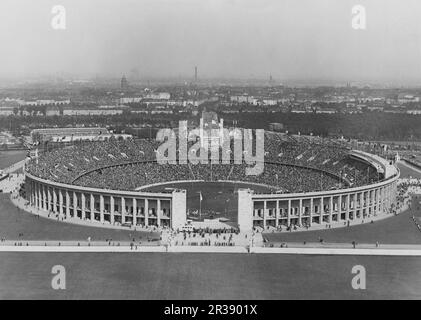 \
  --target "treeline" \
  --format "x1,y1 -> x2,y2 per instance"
224,112 -> 421,140
2,112 -> 421,141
